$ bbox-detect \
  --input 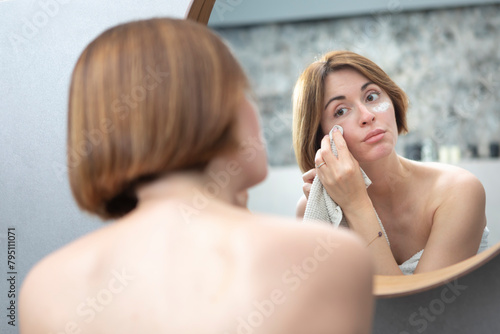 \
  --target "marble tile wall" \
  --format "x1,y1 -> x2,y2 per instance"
215,4 -> 500,166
